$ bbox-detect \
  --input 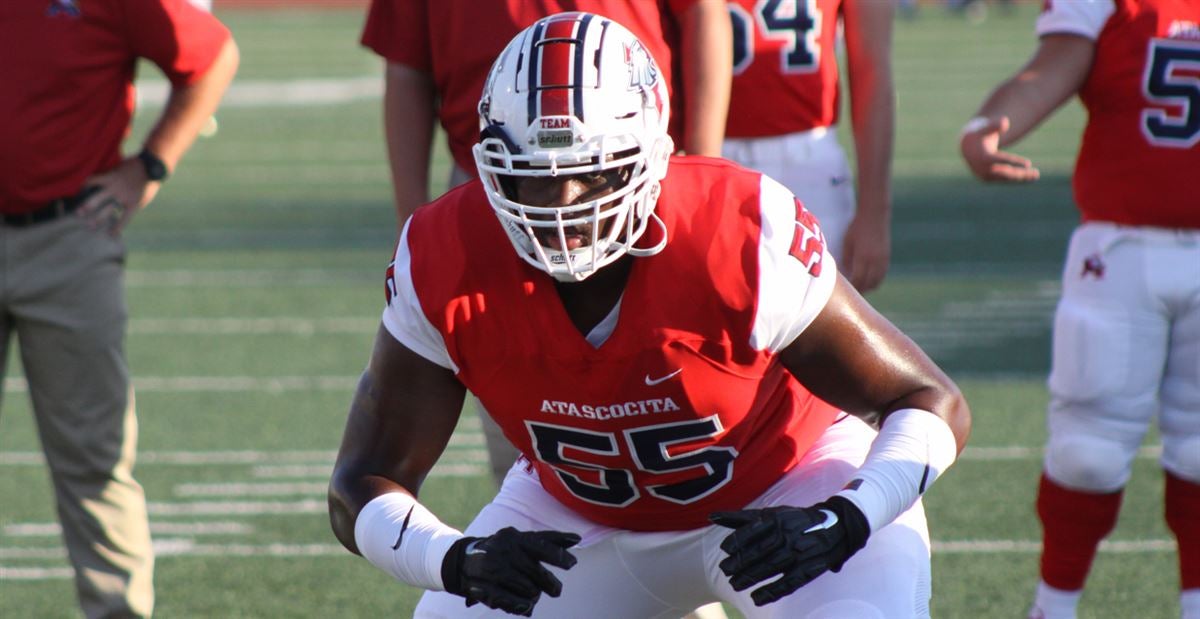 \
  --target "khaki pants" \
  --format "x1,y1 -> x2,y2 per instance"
0,216 -> 153,618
